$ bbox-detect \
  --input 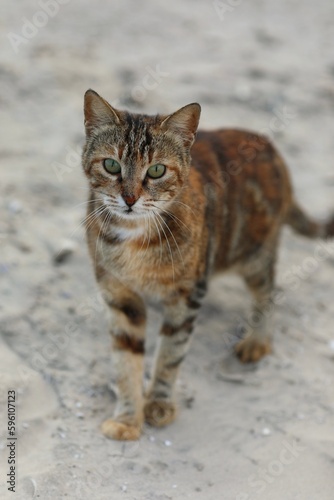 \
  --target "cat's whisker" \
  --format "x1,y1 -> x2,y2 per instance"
154,198 -> 197,217
150,213 -> 163,267
67,204 -> 106,242
94,207 -> 111,264
84,206 -> 114,250
143,214 -> 153,259
139,218 -> 149,257
84,212 -> 106,243
70,198 -> 105,210
138,215 -> 149,253
101,210 -> 113,261
170,201 -> 197,217
83,205 -> 107,231
153,211 -> 175,282
155,211 -> 184,270
151,205 -> 191,234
